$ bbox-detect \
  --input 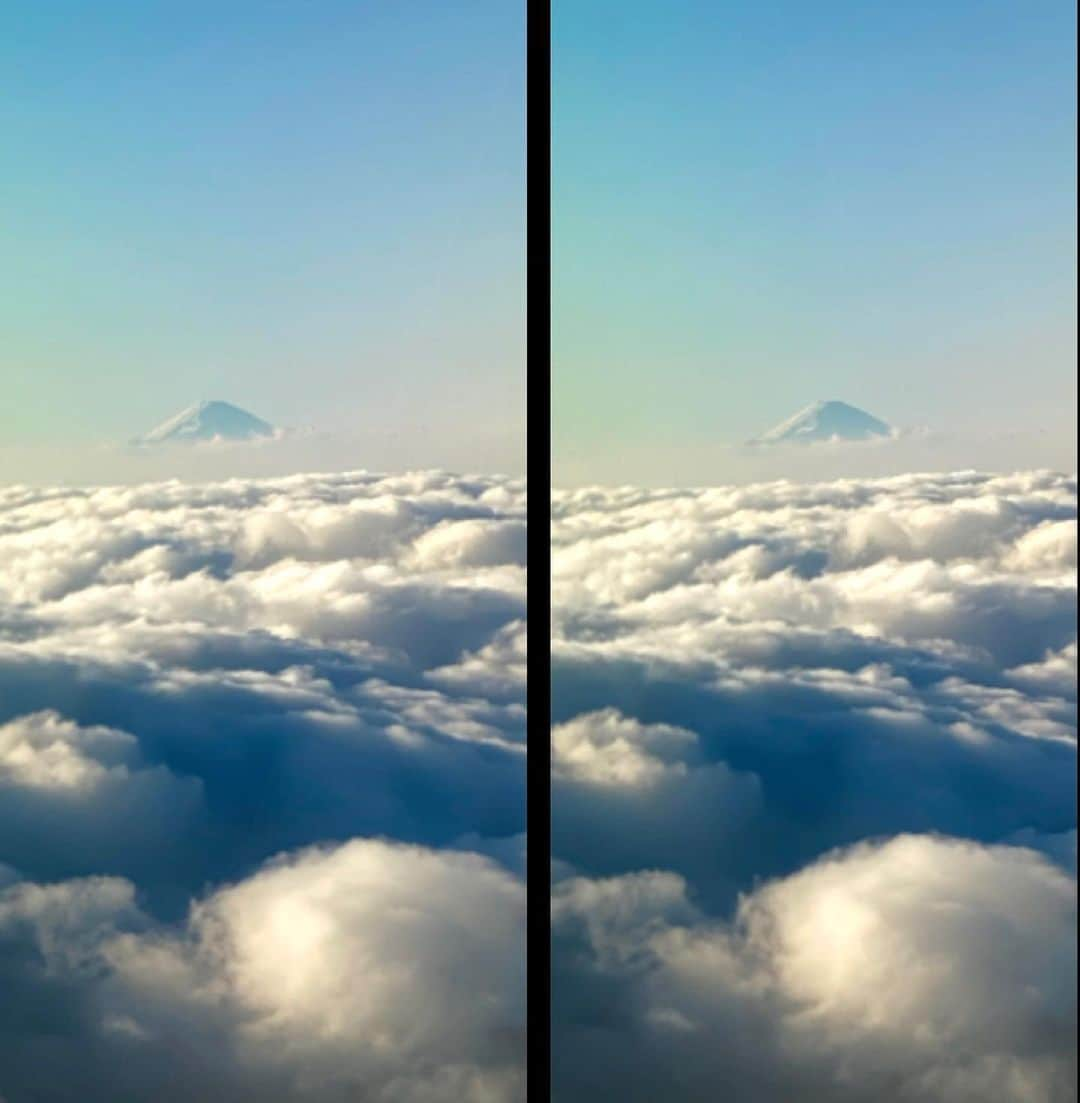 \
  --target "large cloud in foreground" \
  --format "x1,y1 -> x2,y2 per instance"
552,469 -> 1076,1102
0,469 -> 526,1102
